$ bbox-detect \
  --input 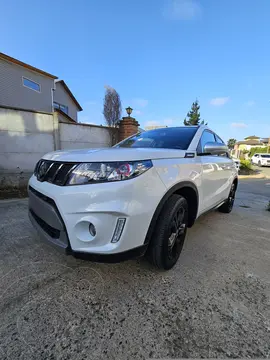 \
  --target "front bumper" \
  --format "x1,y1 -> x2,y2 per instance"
28,186 -> 69,252
28,168 -> 166,261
